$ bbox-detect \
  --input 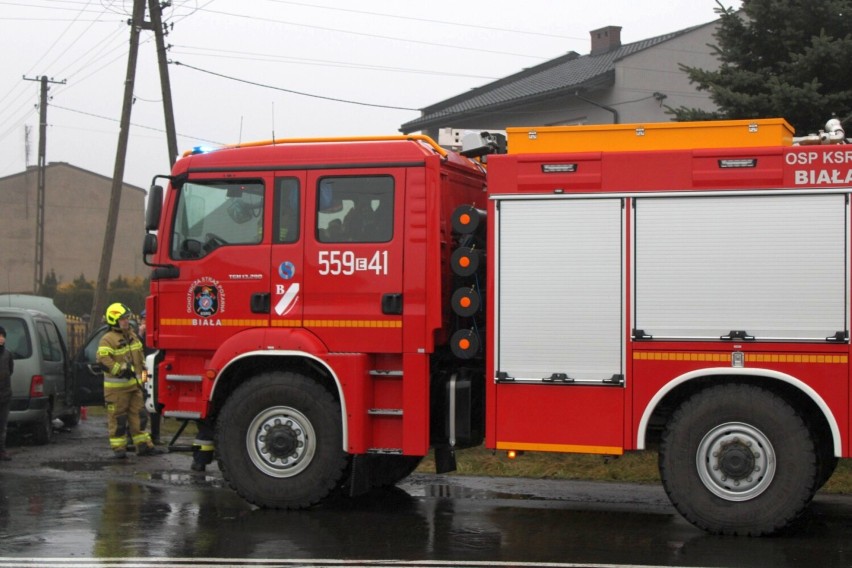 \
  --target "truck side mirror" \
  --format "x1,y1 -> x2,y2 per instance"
146,185 -> 163,231
143,233 -> 158,256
